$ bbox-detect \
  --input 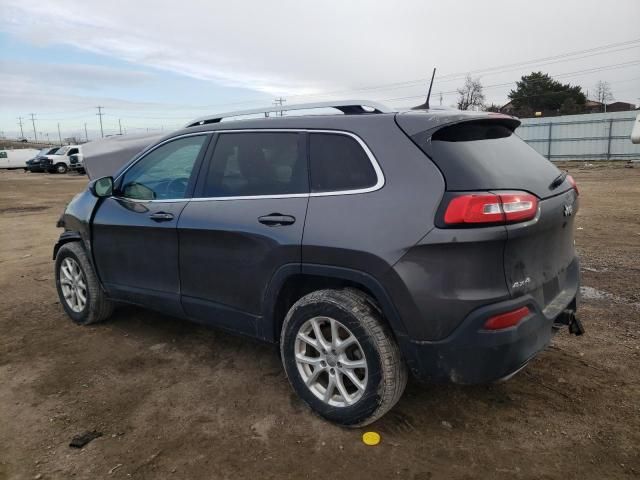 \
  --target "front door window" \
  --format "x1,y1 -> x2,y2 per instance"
119,135 -> 207,200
